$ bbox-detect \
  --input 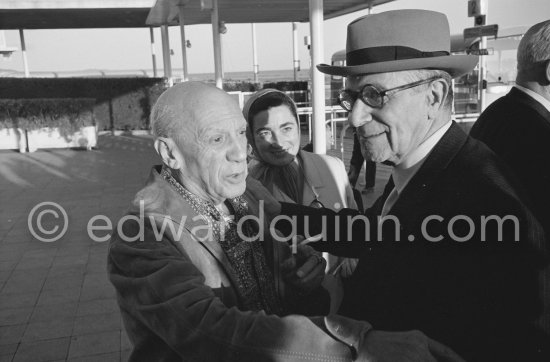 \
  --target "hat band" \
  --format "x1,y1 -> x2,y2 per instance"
347,46 -> 450,66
